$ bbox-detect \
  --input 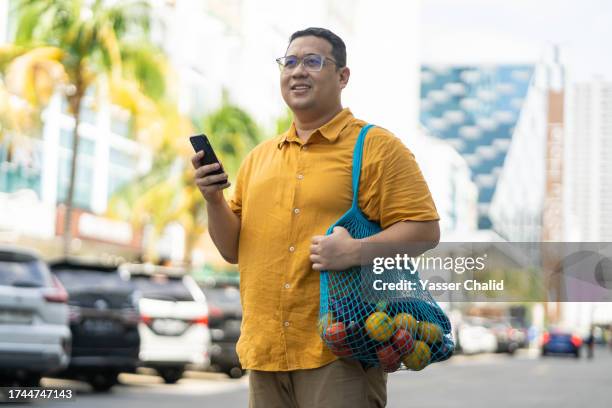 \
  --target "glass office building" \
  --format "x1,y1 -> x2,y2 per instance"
420,64 -> 534,229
